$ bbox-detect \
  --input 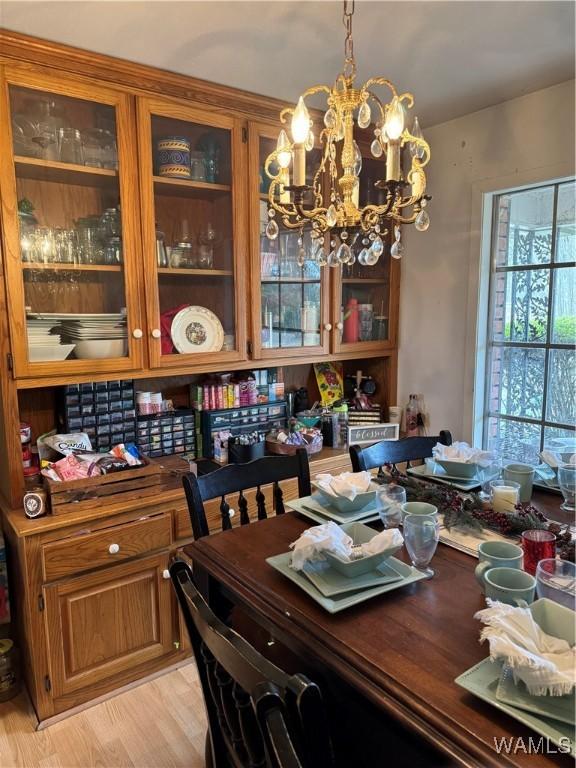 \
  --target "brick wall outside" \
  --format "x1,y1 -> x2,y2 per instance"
488,196 -> 510,442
